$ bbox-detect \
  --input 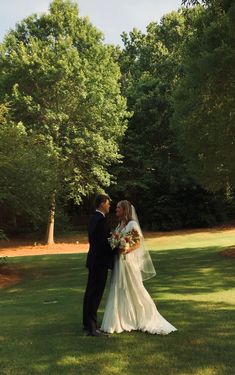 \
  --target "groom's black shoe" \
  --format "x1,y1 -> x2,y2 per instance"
87,329 -> 103,337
